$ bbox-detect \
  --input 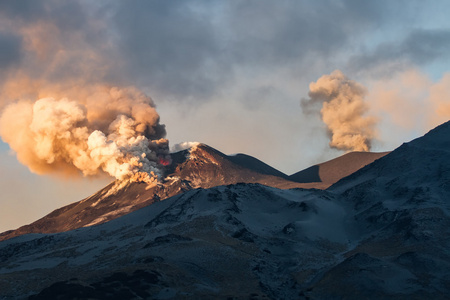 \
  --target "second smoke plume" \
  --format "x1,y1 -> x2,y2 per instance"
302,70 -> 377,152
